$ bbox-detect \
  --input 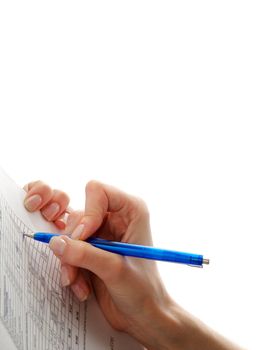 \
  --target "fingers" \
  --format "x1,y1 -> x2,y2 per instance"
49,235 -> 124,285
70,271 -> 92,302
71,180 -> 137,240
24,181 -> 53,211
41,189 -> 69,222
61,264 -> 92,302
23,180 -> 70,226
54,211 -> 70,230
64,210 -> 84,235
61,212 -> 92,302
61,263 -> 78,286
